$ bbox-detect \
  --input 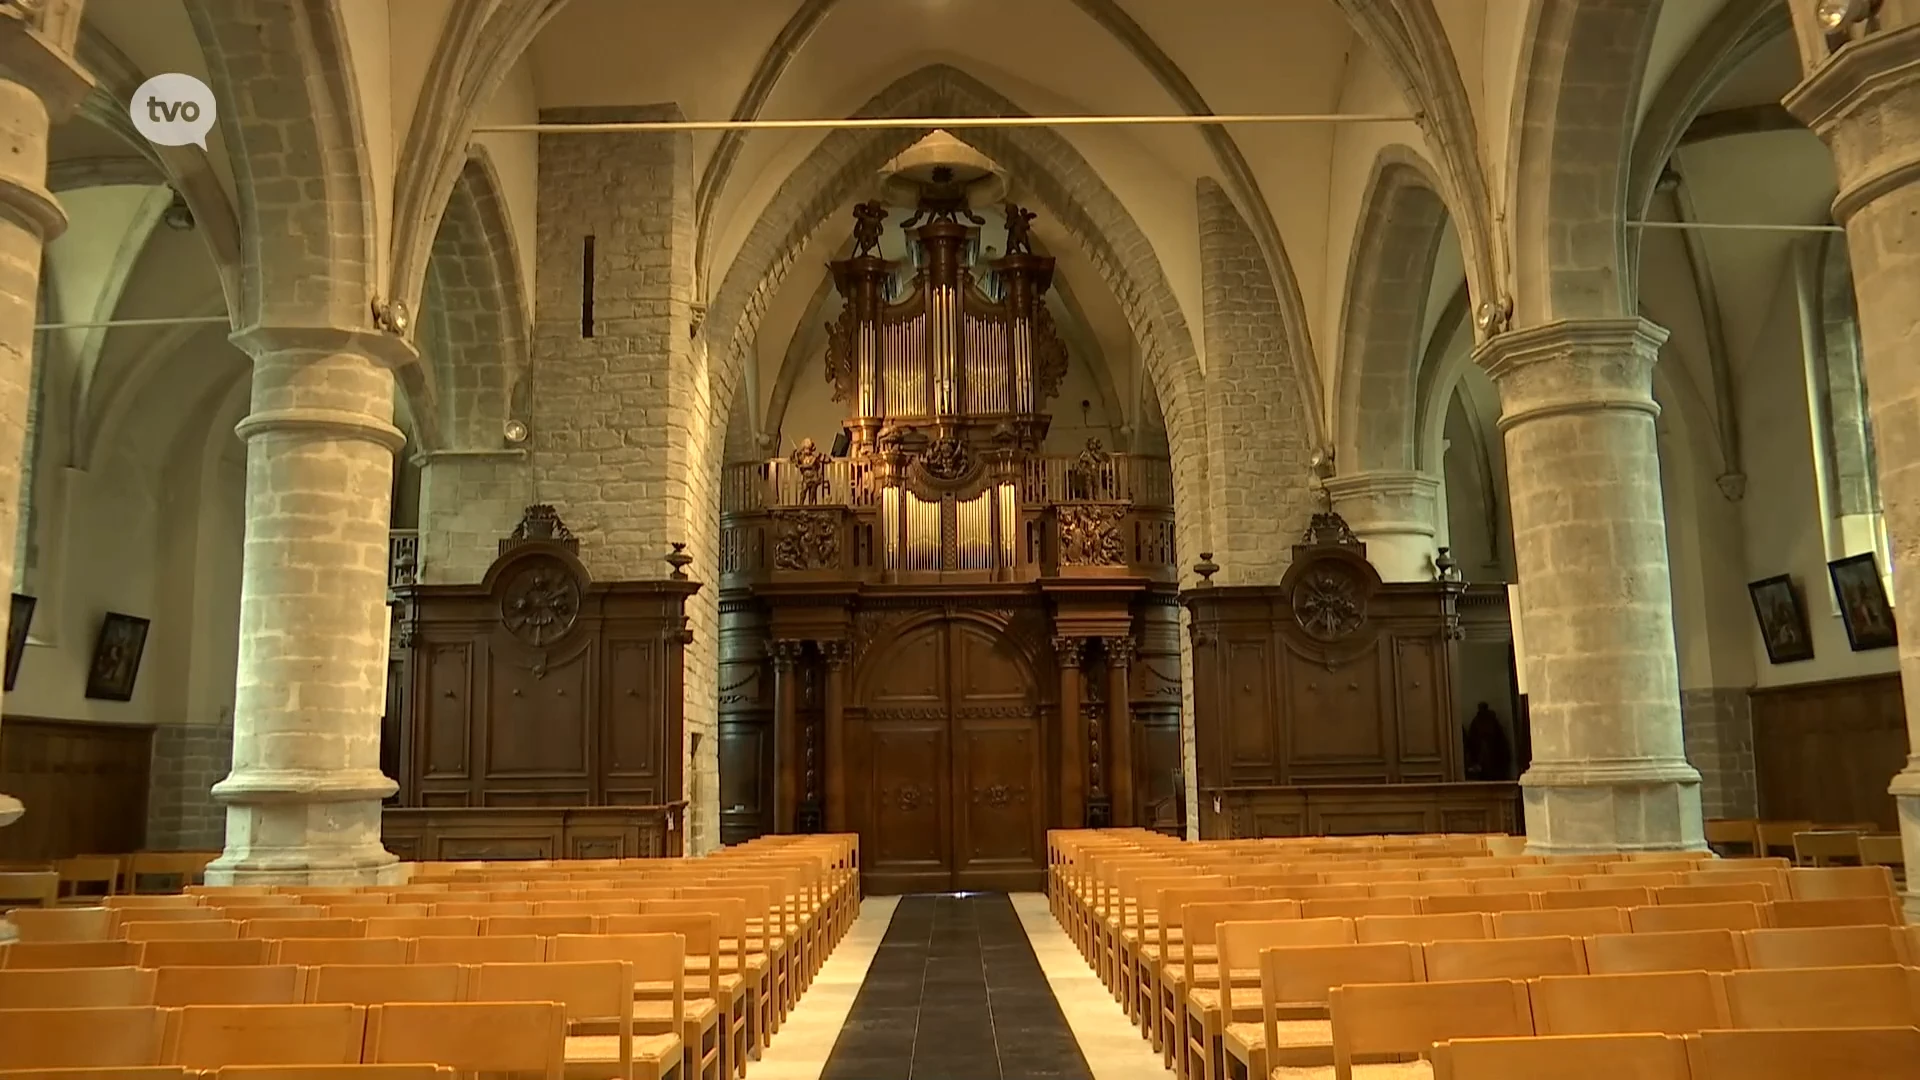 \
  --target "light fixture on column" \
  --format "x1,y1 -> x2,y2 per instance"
371,296 -> 410,336
1475,295 -> 1513,338
502,418 -> 529,445
161,193 -> 195,231
1817,0 -> 1882,51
